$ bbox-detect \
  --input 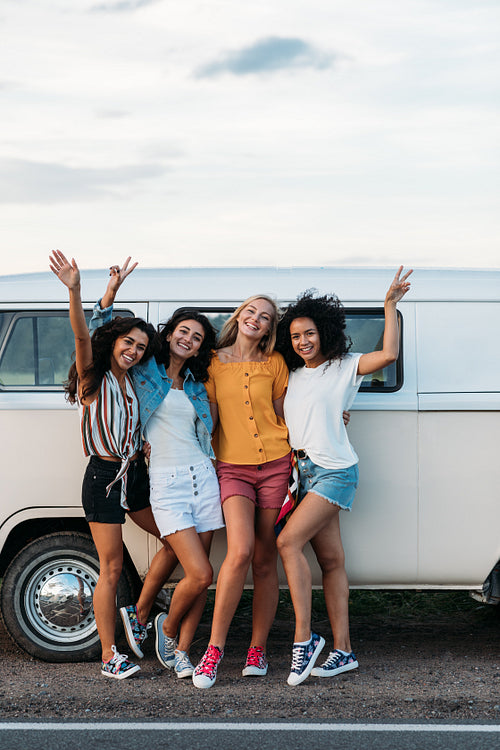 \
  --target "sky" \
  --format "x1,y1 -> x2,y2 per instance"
1,0 -> 499,275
